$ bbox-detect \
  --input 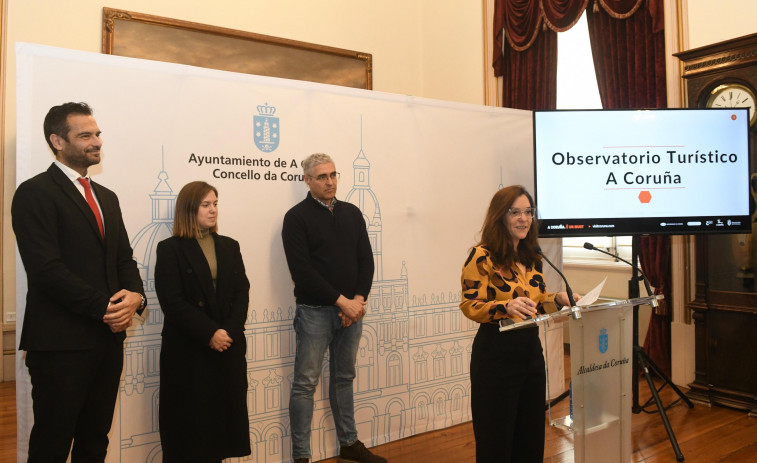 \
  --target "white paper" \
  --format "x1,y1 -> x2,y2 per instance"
573,276 -> 606,308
